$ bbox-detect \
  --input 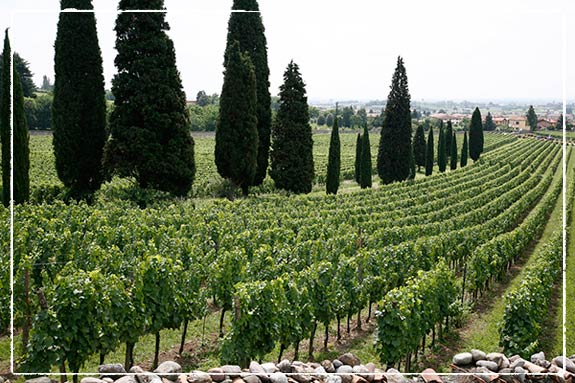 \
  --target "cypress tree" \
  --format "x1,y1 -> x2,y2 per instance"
53,0 -> 107,200
484,112 -> 496,131
226,0 -> 271,186
412,124 -> 426,171
269,60 -> 314,194
461,131 -> 468,168
526,105 -> 537,132
326,105 -> 340,194
1,30 -> 29,206
215,41 -> 258,196
104,0 -> 195,197
377,56 -> 412,184
425,127 -> 434,176
445,120 -> 453,158
354,132 -> 361,184
437,125 -> 446,173
469,107 -> 483,161
450,132 -> 457,170
359,123 -> 372,188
